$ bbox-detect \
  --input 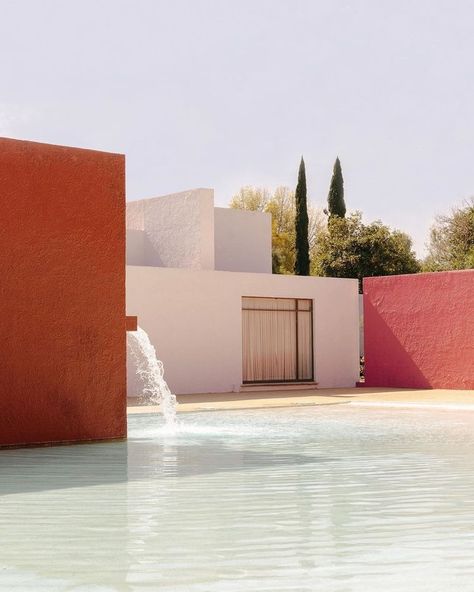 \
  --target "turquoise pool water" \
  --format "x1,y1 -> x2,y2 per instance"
1,405 -> 474,591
